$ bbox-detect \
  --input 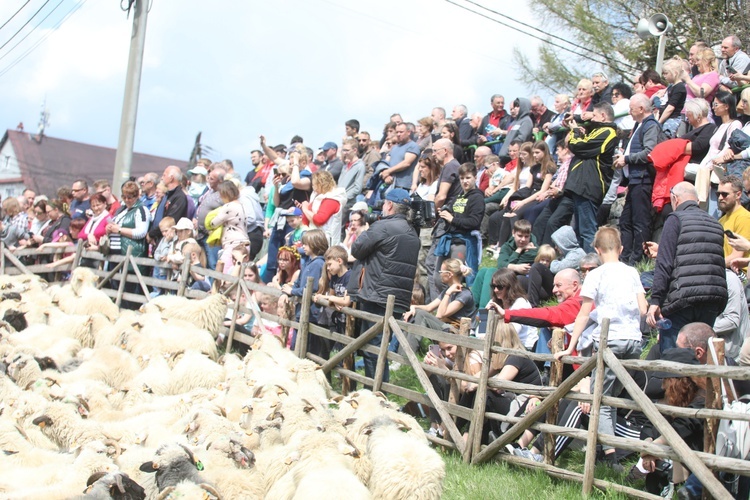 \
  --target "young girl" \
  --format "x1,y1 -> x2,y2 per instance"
180,242 -> 210,292
166,218 -> 198,266
524,243 -> 557,307
534,244 -> 556,267
485,268 -> 539,350
270,246 -> 301,289
207,180 -> 250,274
280,229 -> 328,350
404,258 -> 477,334
490,141 -> 556,247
